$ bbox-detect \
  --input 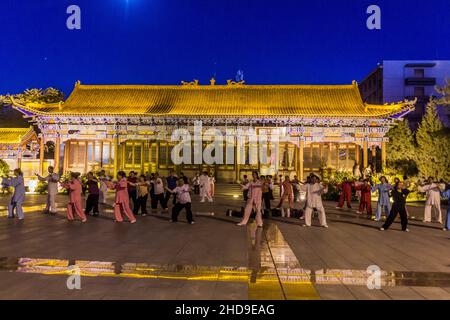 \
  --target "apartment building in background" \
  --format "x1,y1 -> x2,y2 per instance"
360,60 -> 450,129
